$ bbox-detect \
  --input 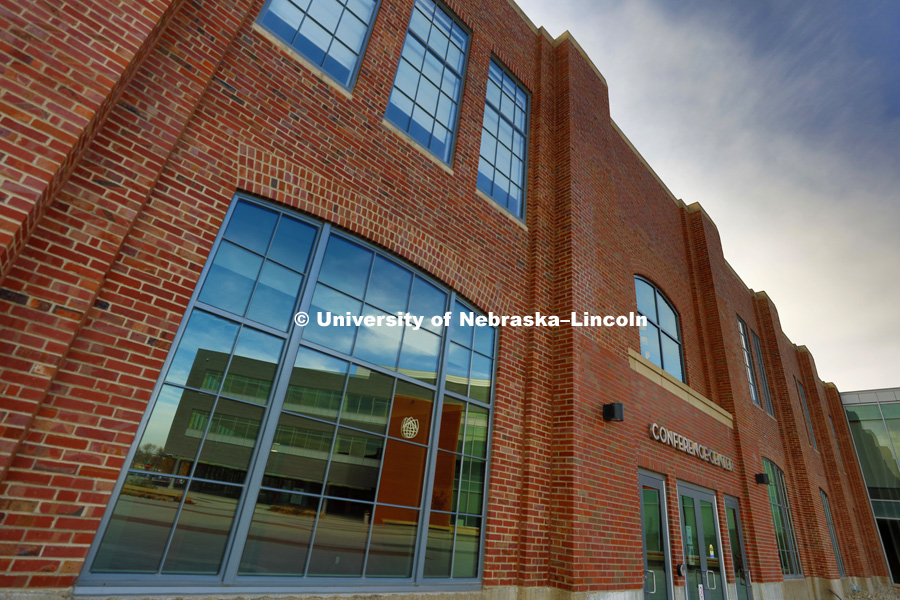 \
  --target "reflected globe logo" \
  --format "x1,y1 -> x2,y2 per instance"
400,416 -> 420,439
